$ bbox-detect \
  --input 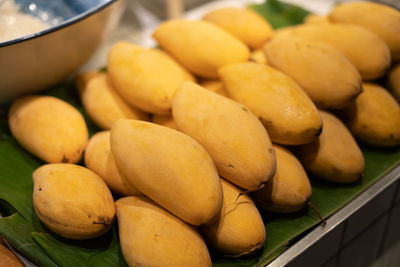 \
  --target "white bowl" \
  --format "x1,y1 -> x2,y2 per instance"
0,0 -> 125,104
